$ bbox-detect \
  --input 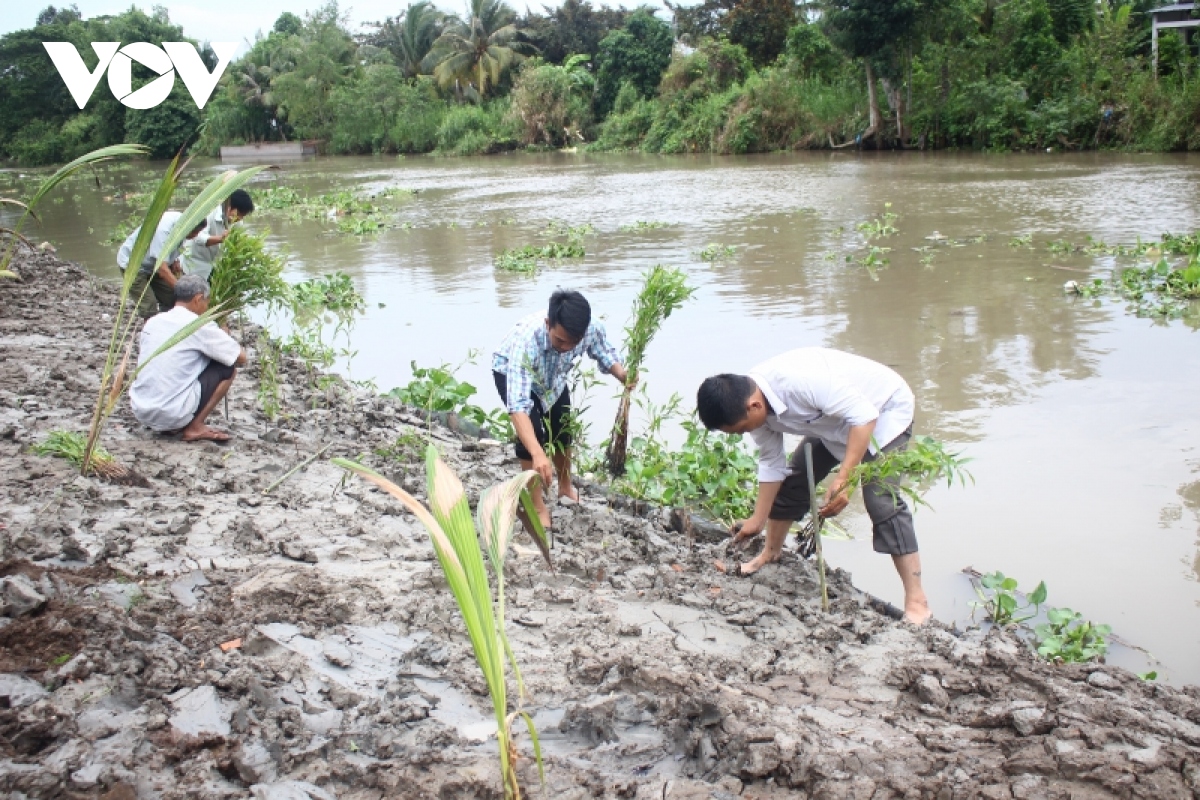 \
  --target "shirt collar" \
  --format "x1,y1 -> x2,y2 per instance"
749,373 -> 787,417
